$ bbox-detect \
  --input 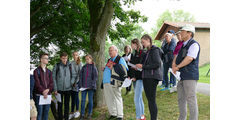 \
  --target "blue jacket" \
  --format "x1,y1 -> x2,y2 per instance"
161,38 -> 176,64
